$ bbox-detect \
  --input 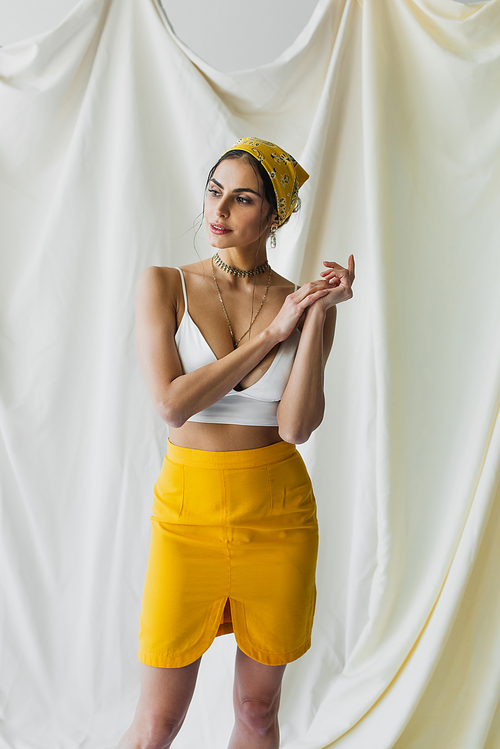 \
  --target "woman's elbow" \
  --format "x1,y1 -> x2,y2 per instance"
283,433 -> 310,445
278,425 -> 312,445
278,415 -> 324,444
157,399 -> 187,428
